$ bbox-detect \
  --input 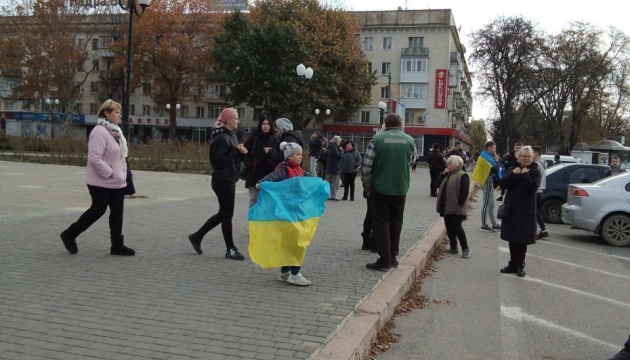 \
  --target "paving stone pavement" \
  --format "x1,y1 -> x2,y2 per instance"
0,161 -> 439,360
